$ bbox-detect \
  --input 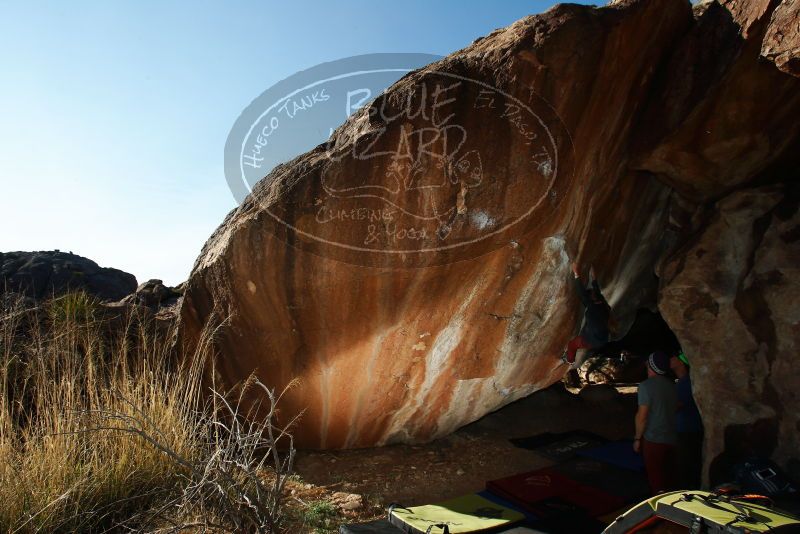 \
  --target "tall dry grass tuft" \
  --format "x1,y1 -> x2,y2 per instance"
0,292 -> 296,533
